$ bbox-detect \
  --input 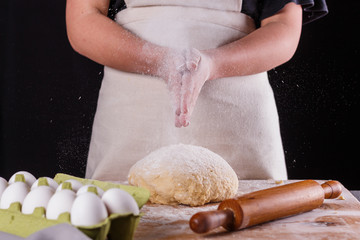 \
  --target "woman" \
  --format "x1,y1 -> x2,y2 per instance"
66,0 -> 327,181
